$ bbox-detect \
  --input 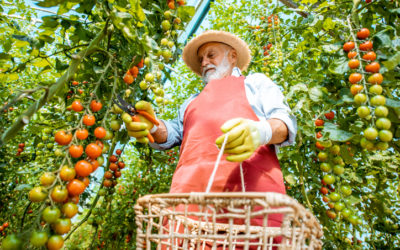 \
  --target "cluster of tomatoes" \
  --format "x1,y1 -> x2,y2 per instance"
103,150 -> 125,188
167,0 -> 185,10
123,58 -> 144,85
314,115 -> 361,224
166,149 -> 178,165
344,28 -> 392,150
66,80 -> 87,99
0,222 -> 9,236
16,143 -> 25,156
